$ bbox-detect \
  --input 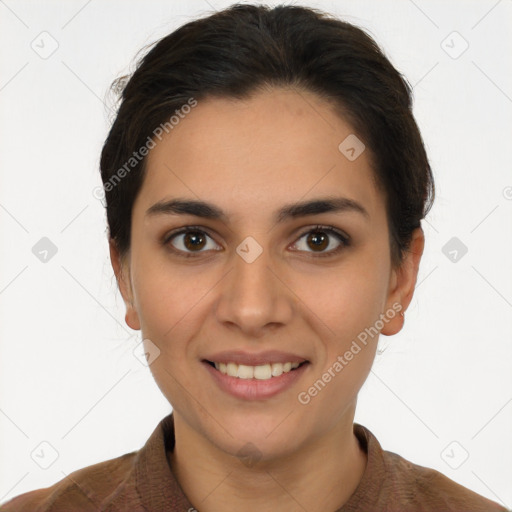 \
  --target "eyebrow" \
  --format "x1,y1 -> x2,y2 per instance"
145,196 -> 370,223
